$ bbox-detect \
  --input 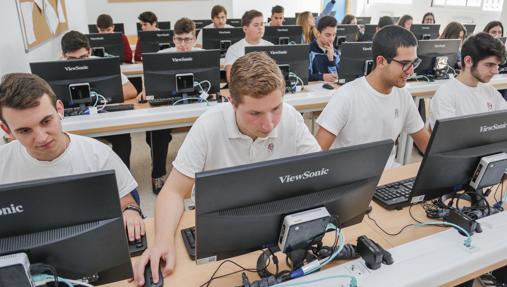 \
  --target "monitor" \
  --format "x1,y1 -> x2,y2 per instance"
86,32 -> 125,63
194,140 -> 393,262
245,44 -> 310,85
138,30 -> 175,54
193,19 -> 213,29
30,57 -> 124,107
0,171 -> 132,285
142,49 -> 221,99
410,110 -> 507,203
88,23 -> 125,34
202,28 -> 244,57
362,24 -> 377,42
391,16 -> 400,23
356,16 -> 371,25
410,24 -> 441,40
464,23 -> 476,36
414,39 -> 461,78
136,21 -> 171,32
267,17 -> 297,25
226,18 -> 242,27
338,41 -> 373,84
263,26 -> 303,45
334,24 -> 360,48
